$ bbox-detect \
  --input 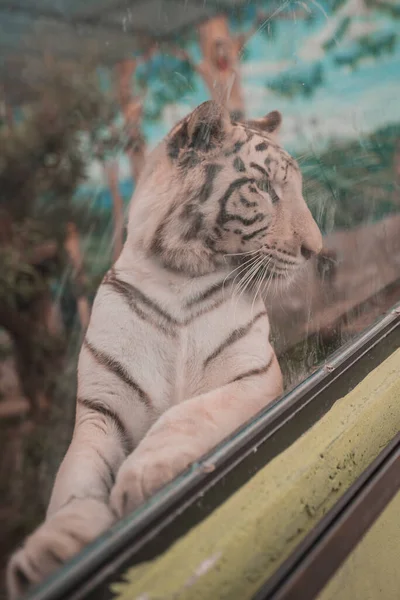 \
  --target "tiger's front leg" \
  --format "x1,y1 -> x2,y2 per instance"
7,497 -> 115,600
110,354 -> 282,517
7,390 -> 128,599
